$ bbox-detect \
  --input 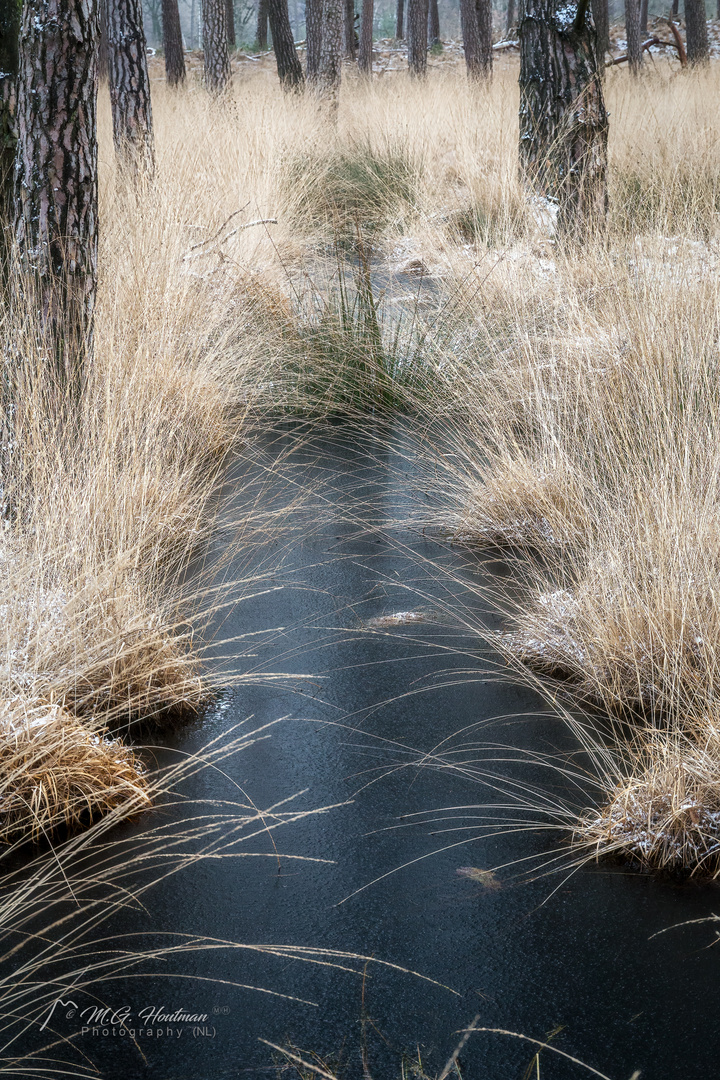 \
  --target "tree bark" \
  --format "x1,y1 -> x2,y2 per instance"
639,0 -> 648,32
685,0 -> 709,63
624,0 -> 642,72
0,0 -> 19,255
268,0 -> 304,86
460,0 -> 482,74
519,0 -> 608,237
476,0 -> 493,70
671,0 -> 679,15
256,0 -> 268,46
14,0 -> 99,379
98,0 -> 109,79
345,0 -> 356,56
395,0 -> 404,36
428,0 -> 439,43
163,0 -> 187,85
591,0 -> 609,55
407,0 -> 428,74
316,0 -> 343,102
226,0 -> 236,45
202,0 -> 231,90
305,0 -> 322,74
107,0 -> 154,167
506,0 -> 516,34
359,0 -> 373,70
